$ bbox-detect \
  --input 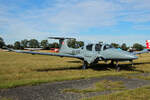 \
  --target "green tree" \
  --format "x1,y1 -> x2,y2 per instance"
21,39 -> 29,48
68,39 -> 84,48
7,44 -> 14,48
132,43 -> 144,51
0,37 -> 5,48
77,41 -> 84,47
52,42 -> 59,48
14,41 -> 22,49
41,40 -> 49,49
68,39 -> 76,48
111,43 -> 120,48
29,39 -> 39,48
121,43 -> 128,51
